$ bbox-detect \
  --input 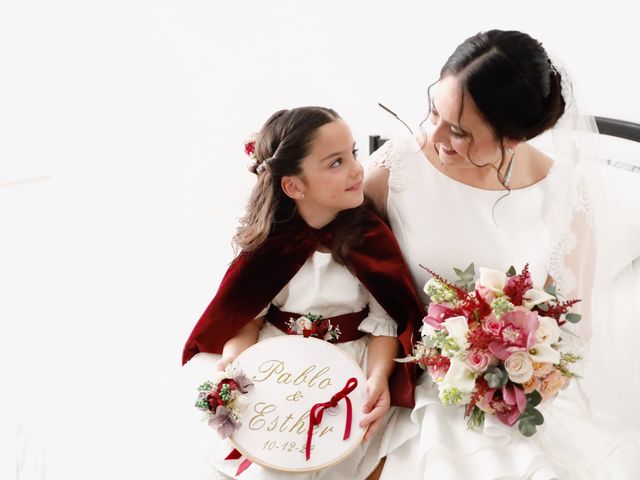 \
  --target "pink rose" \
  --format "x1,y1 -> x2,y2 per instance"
540,369 -> 567,402
482,314 -> 503,336
466,349 -> 491,373
475,281 -> 496,304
